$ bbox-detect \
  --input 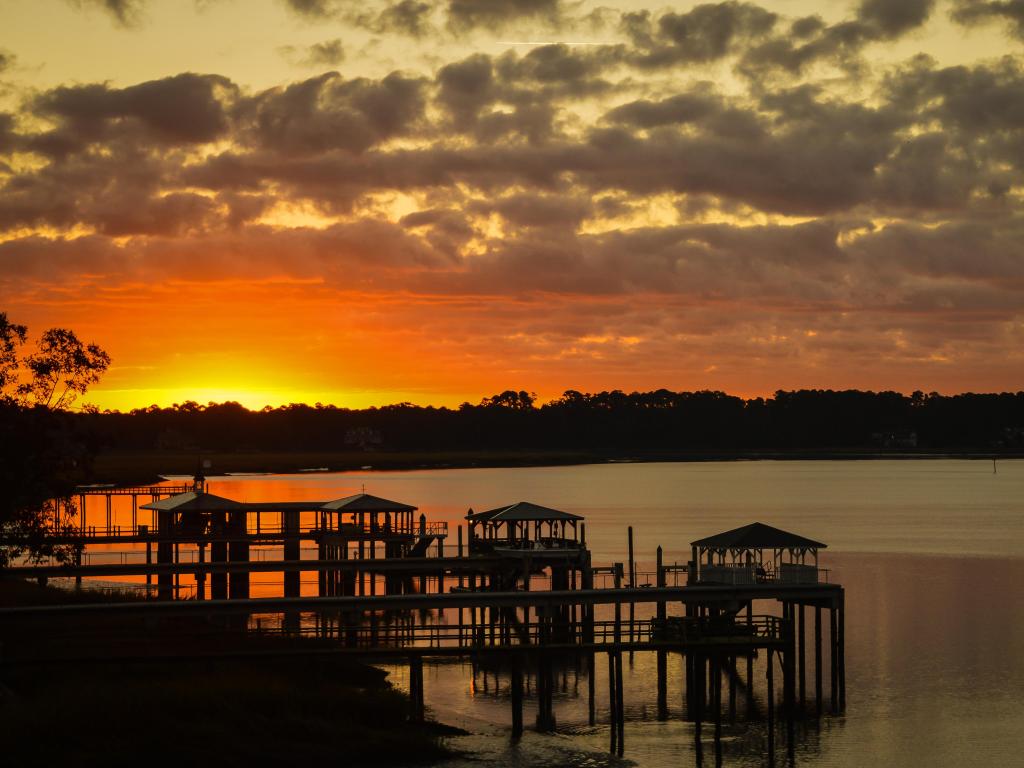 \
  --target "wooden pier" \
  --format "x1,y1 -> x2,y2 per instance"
2,484 -> 847,761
